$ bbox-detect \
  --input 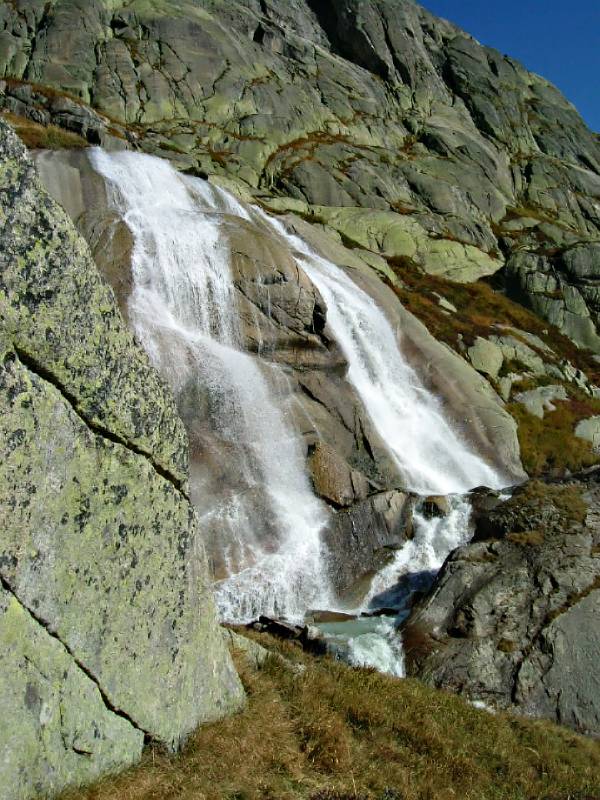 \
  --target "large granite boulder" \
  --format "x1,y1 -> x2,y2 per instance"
0,119 -> 244,798
403,476 -> 600,735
